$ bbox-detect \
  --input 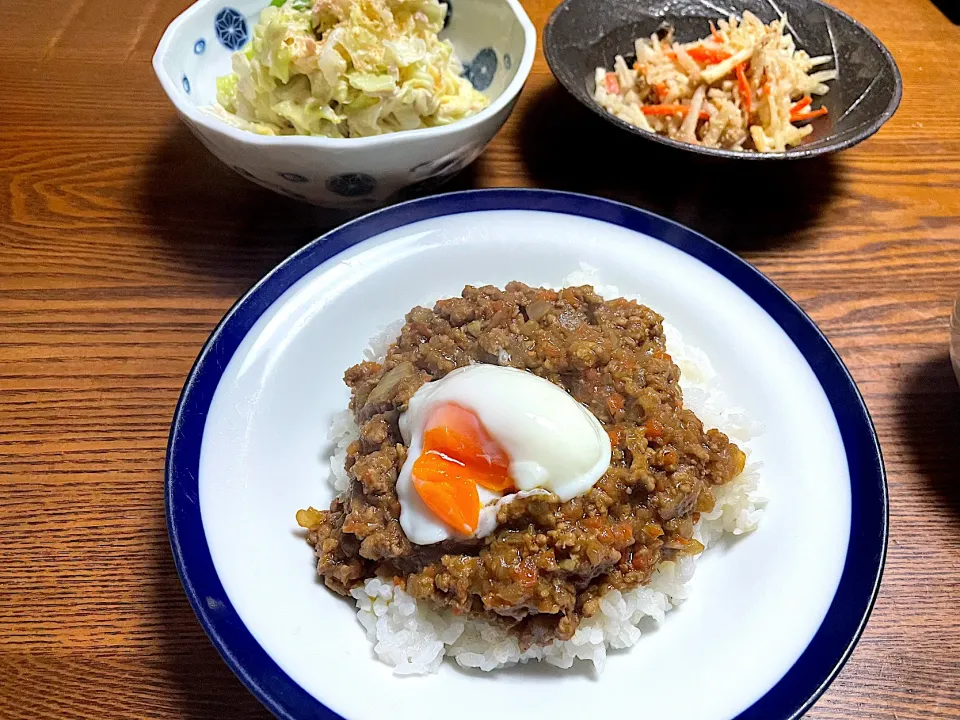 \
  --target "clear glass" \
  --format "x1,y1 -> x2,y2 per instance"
952,293 -> 960,385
